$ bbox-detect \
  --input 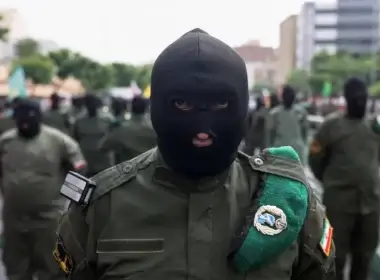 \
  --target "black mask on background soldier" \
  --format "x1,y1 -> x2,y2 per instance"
131,96 -> 148,116
85,94 -> 101,117
282,85 -> 296,109
150,28 -> 248,178
50,93 -> 60,110
344,77 -> 368,119
13,99 -> 42,139
111,97 -> 126,117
